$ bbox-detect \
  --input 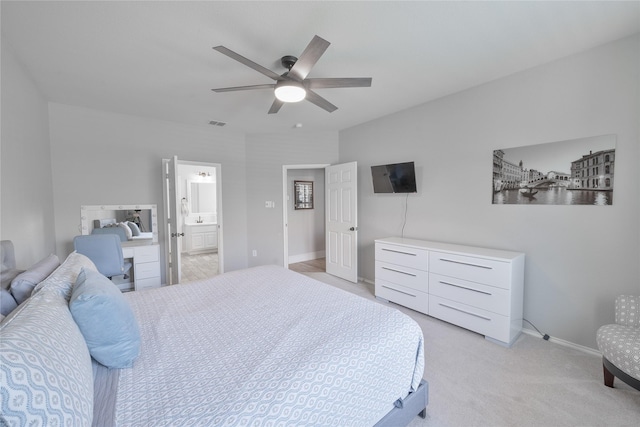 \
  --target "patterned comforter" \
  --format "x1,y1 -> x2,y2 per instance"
105,265 -> 424,426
